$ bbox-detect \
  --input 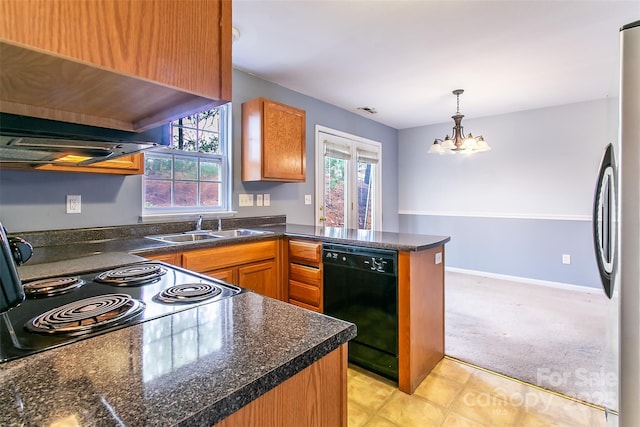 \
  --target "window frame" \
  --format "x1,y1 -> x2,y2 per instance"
142,103 -> 233,217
